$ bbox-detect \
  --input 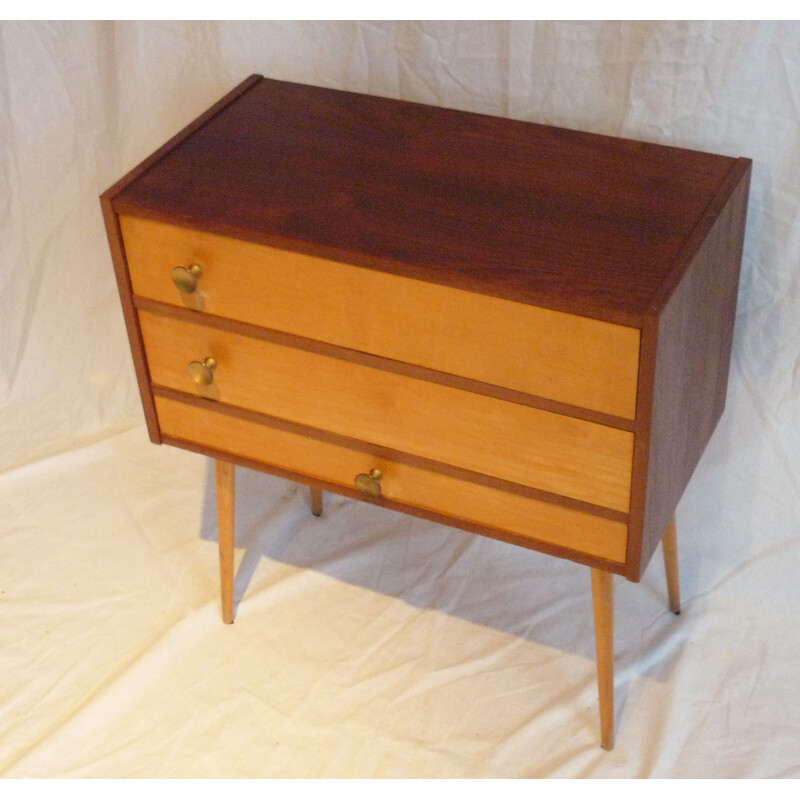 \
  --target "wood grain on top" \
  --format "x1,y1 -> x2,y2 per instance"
110,75 -> 746,323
